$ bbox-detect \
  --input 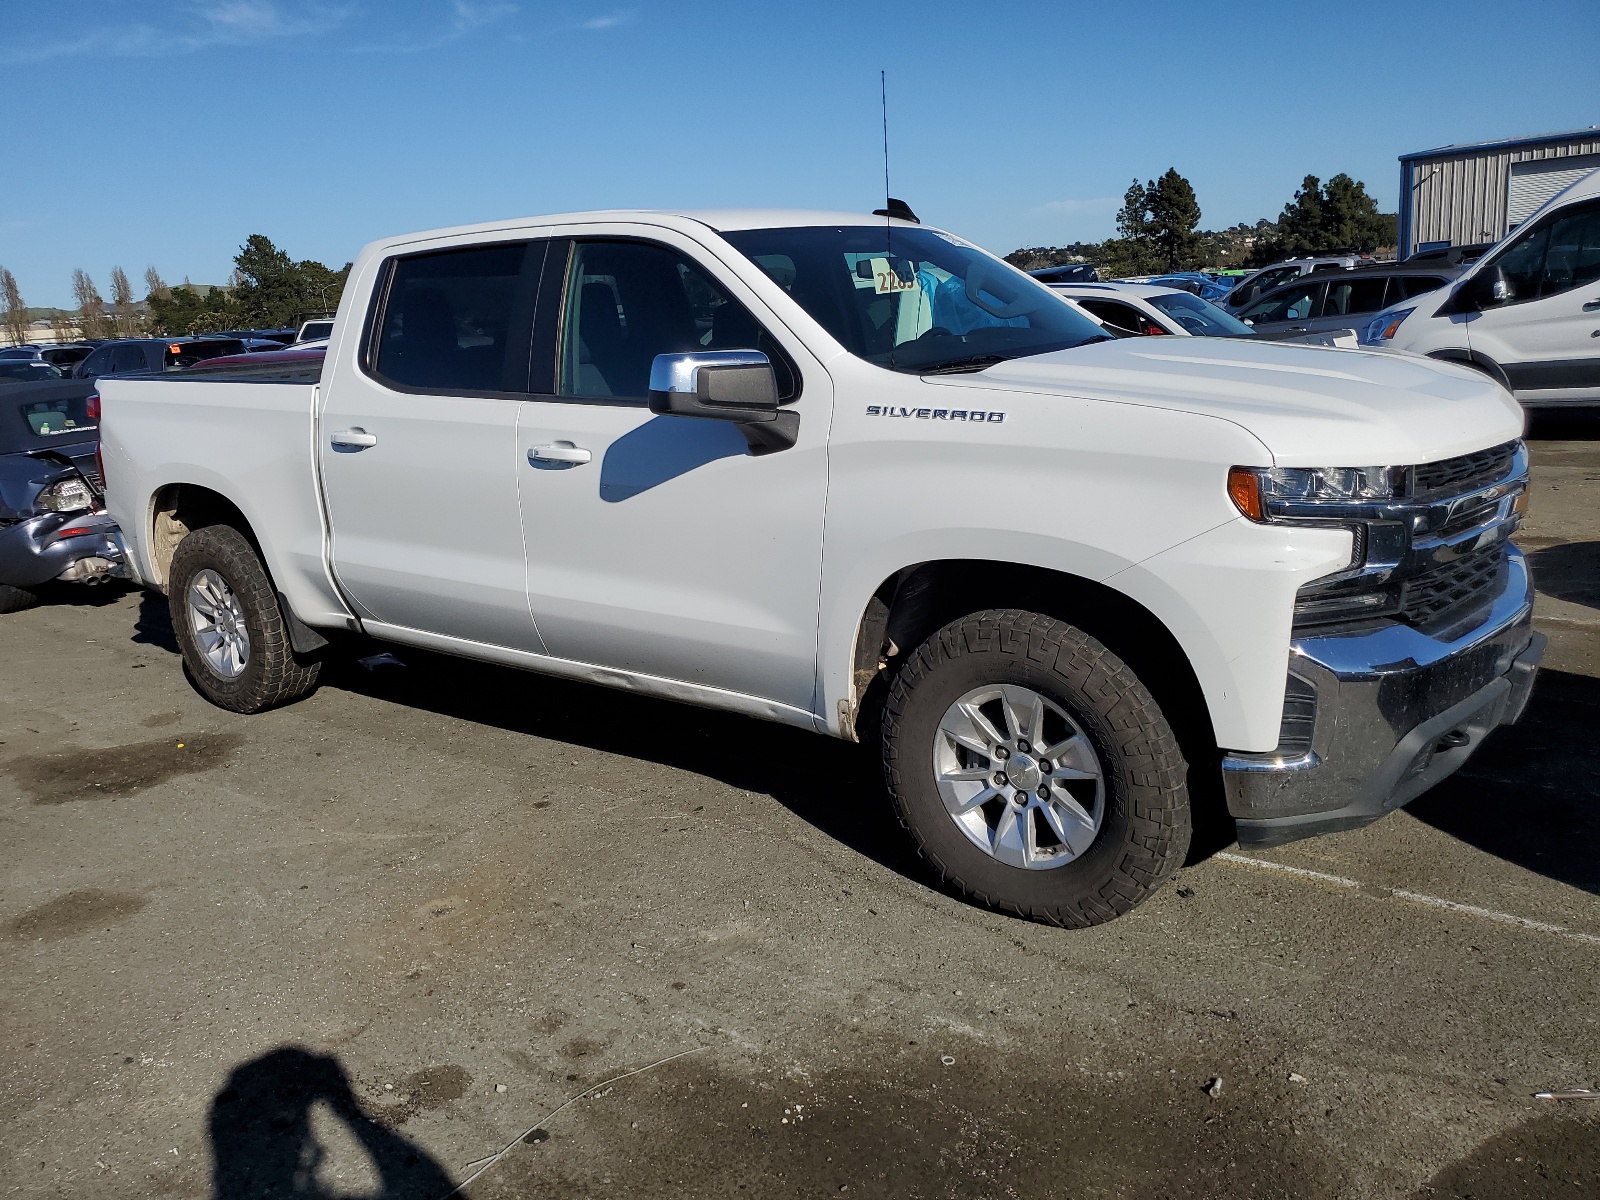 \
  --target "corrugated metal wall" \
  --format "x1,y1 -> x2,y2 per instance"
1403,133 -> 1600,257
